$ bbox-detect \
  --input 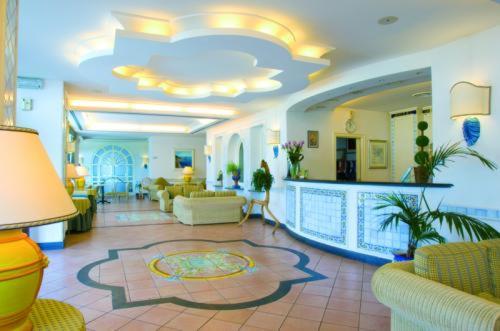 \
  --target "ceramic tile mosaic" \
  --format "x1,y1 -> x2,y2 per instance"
357,192 -> 418,254
441,204 -> 500,222
300,188 -> 347,244
285,185 -> 296,229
